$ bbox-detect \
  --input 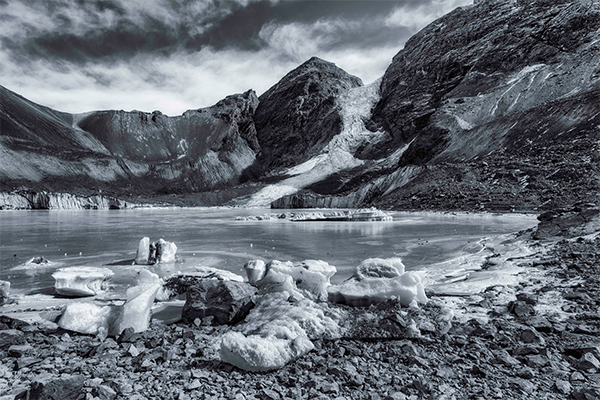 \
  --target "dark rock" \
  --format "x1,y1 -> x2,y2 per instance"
8,344 -> 34,358
577,353 -> 600,371
0,329 -> 26,349
519,328 -> 544,345
0,315 -> 30,330
16,374 -> 85,400
527,316 -> 553,333
181,280 -> 257,325
507,300 -> 535,317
